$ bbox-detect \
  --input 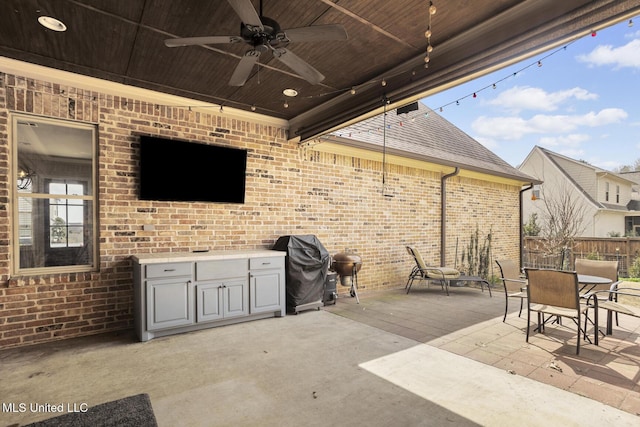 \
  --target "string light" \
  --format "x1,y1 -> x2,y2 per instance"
629,19 -> 634,27
434,39 -> 577,112
424,1 -> 436,66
